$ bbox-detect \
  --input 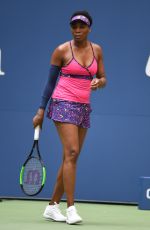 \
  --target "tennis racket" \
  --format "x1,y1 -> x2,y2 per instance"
20,125 -> 46,196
